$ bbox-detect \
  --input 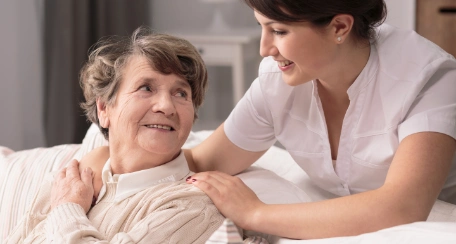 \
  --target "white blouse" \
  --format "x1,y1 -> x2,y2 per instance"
224,24 -> 456,203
